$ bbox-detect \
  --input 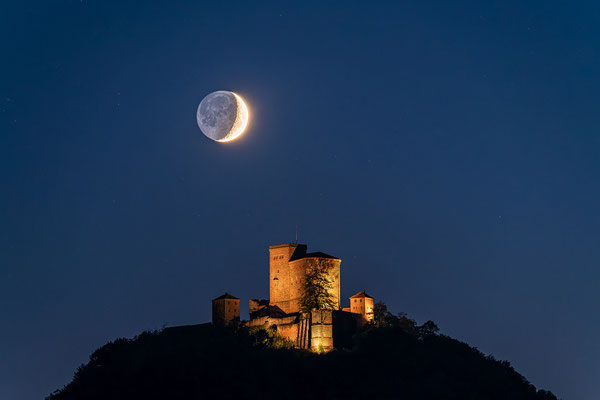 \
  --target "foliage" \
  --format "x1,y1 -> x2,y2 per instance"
371,301 -> 440,340
419,320 -> 440,337
373,301 -> 389,326
46,321 -> 558,400
298,259 -> 336,312
249,326 -> 296,350
46,303 -> 558,400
